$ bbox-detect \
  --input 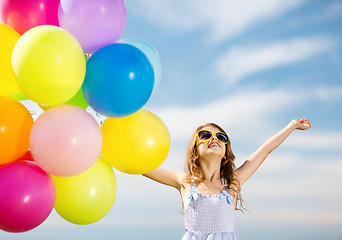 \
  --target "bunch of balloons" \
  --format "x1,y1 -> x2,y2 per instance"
0,0 -> 170,233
